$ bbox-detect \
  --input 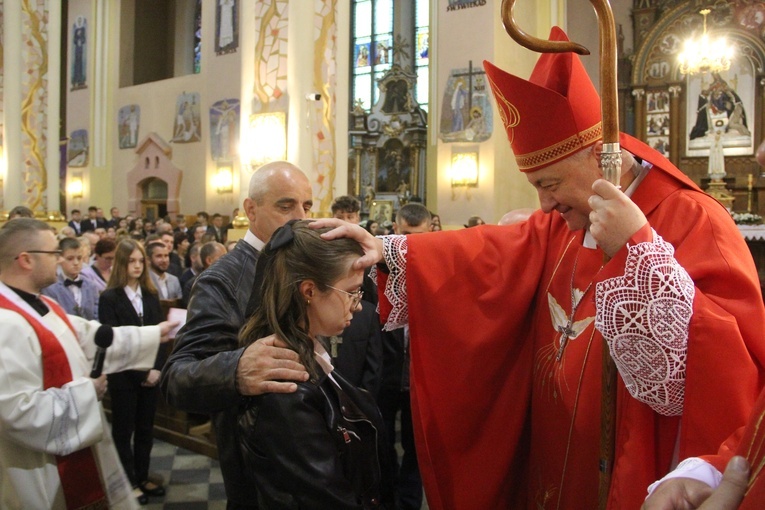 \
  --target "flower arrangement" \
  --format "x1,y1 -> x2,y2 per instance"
731,211 -> 763,225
